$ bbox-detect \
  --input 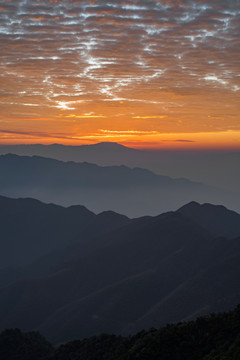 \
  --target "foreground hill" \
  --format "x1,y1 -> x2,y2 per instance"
1,305 -> 240,359
0,196 -> 240,343
0,153 -> 238,216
